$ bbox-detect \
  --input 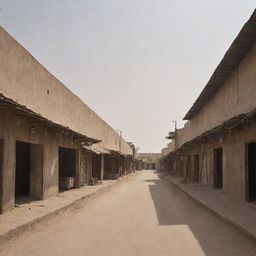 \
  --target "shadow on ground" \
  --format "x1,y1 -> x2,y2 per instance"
144,171 -> 256,256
